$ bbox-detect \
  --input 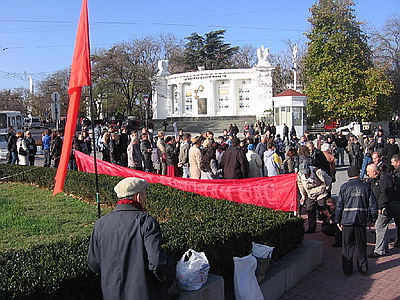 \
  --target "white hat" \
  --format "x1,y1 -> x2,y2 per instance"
114,177 -> 149,198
